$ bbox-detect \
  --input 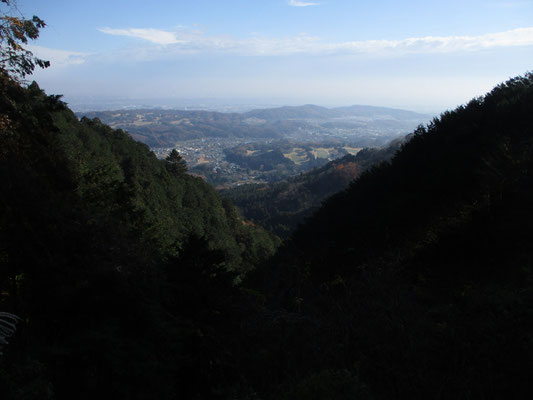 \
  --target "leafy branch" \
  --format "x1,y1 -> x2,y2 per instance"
0,0 -> 49,79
